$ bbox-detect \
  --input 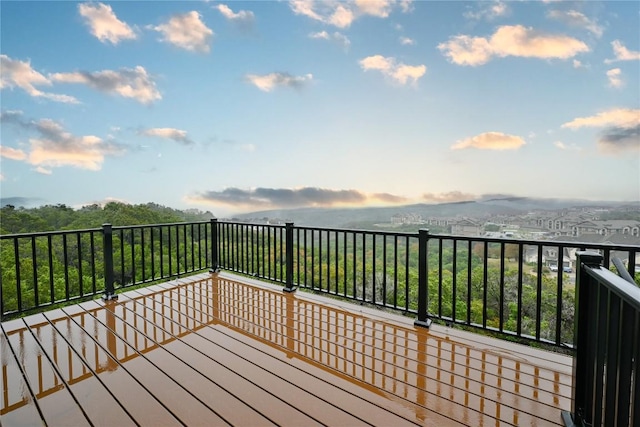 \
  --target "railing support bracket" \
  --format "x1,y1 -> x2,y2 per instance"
102,292 -> 118,301
414,319 -> 432,328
